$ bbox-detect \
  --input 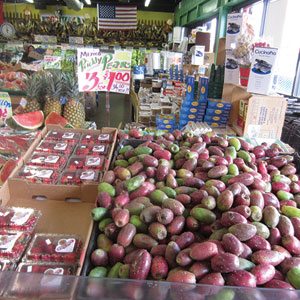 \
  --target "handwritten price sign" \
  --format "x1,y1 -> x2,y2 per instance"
0,92 -> 12,120
77,49 -> 132,94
